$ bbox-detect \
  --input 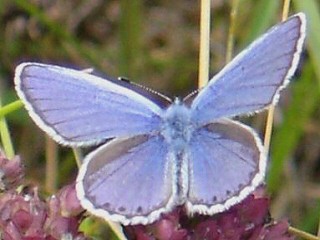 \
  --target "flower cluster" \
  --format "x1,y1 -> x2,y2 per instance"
0,152 -> 87,240
125,195 -> 294,240
0,151 -> 294,240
